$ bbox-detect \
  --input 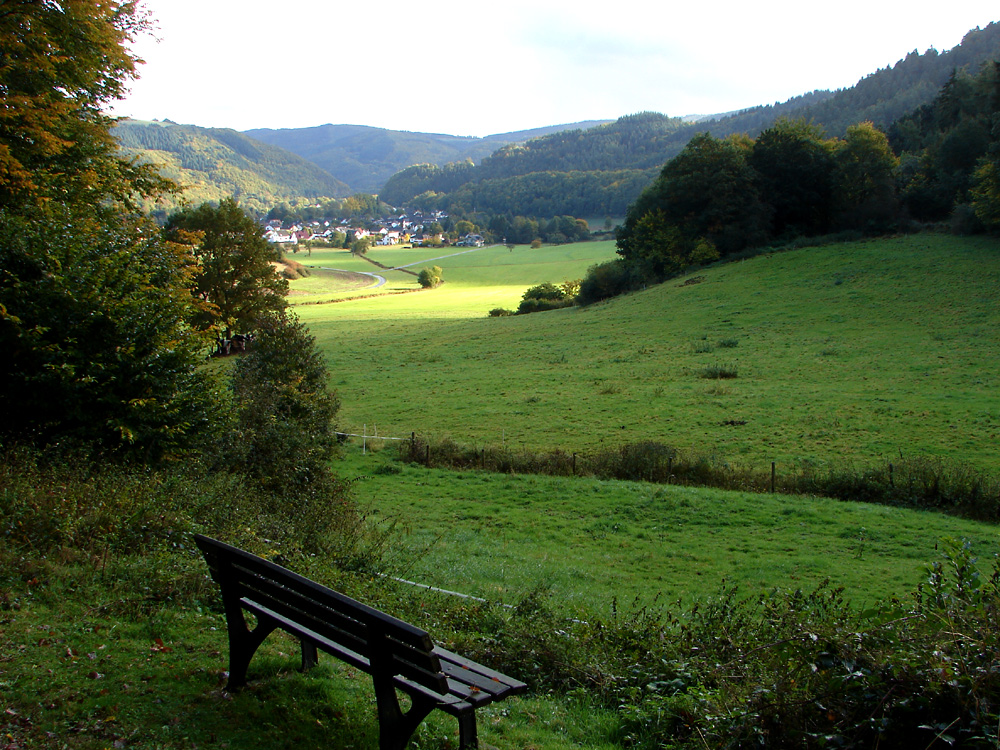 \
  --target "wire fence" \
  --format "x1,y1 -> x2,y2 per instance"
335,425 -> 410,454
